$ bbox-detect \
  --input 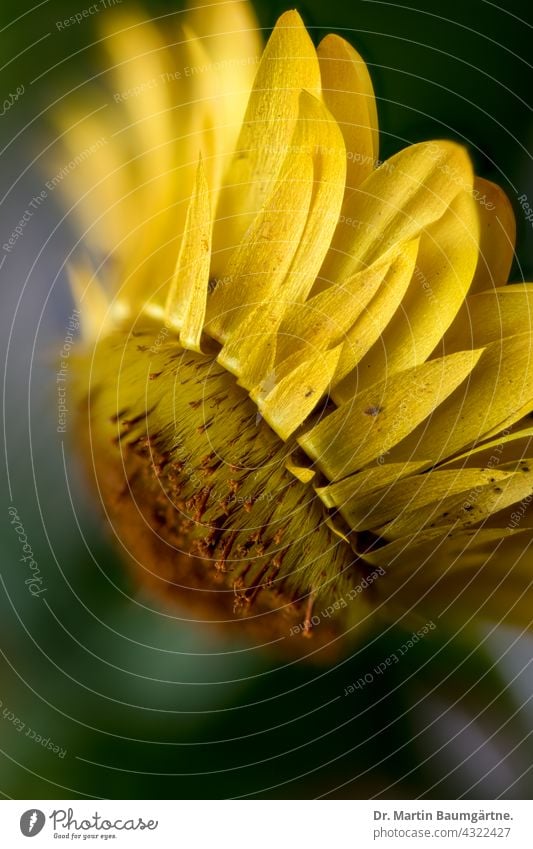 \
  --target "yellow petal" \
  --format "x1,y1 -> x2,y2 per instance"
470,177 -> 516,294
317,34 -> 378,190
101,9 -> 173,179
100,11 -> 178,210
212,89 -> 345,381
276,250 -> 394,364
256,345 -> 343,440
360,525 -> 524,571
165,158 -> 212,351
331,239 -> 420,400
100,13 -> 201,302
385,333 -> 533,468
350,190 -> 479,392
184,0 -> 261,170
320,140 -> 473,286
208,149 -> 314,346
351,467 -> 513,533
314,460 -> 430,509
177,26 -> 222,196
482,405 -> 533,444
360,527 -> 532,628
185,0 -> 261,61
440,426 -> 533,470
443,284 -> 533,351
378,460 -> 531,540
212,10 -> 320,270
50,102 -> 132,262
219,90 -> 346,353
281,92 -> 347,304
298,349 -> 483,481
